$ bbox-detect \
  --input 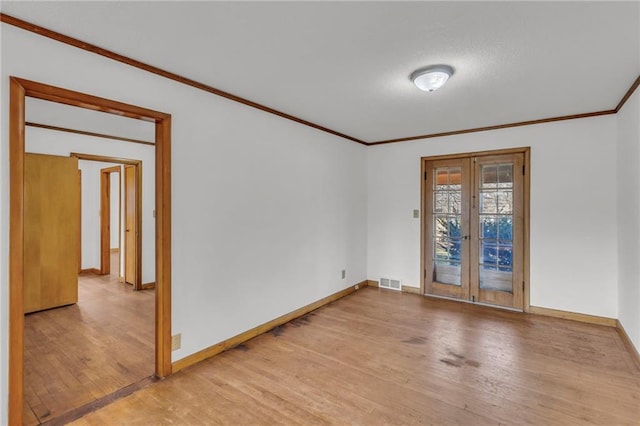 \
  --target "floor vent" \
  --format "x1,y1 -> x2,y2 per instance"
379,277 -> 402,291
